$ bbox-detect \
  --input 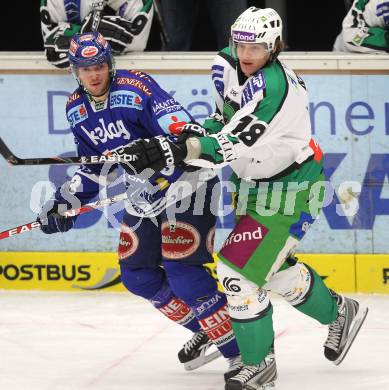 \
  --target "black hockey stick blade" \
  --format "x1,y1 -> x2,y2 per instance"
0,137 -> 20,164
